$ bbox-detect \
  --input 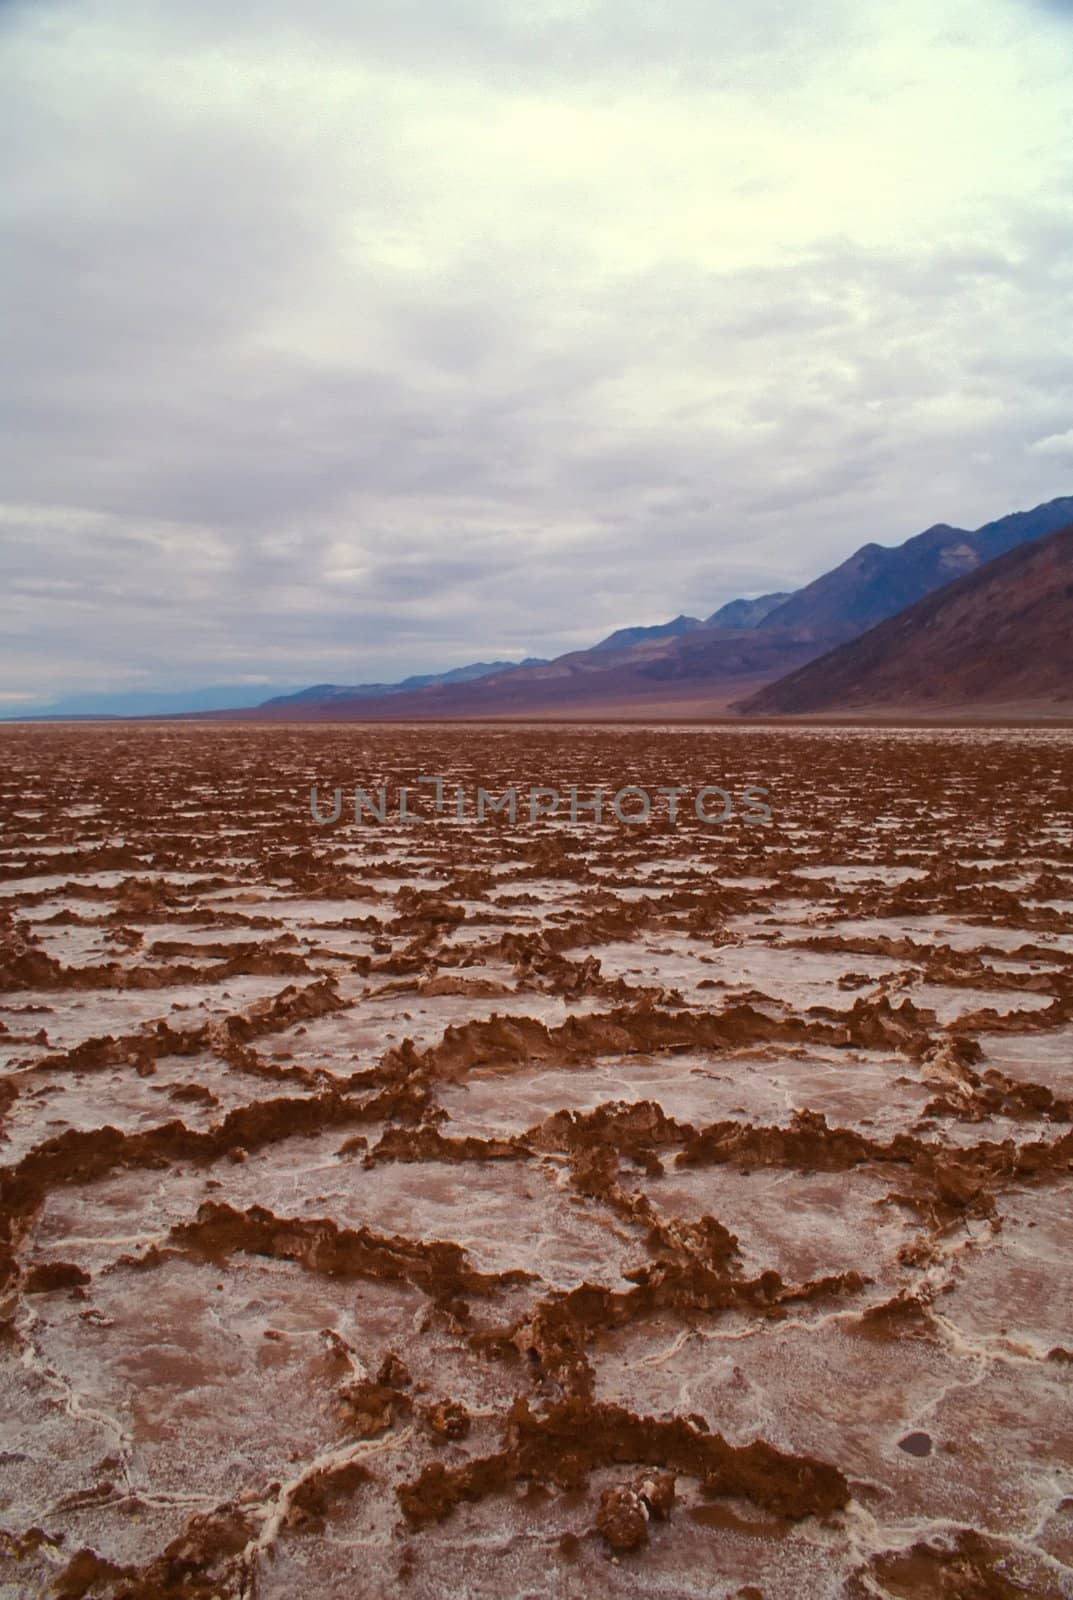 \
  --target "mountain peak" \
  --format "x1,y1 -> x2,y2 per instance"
591,615 -> 703,653
740,518 -> 1073,716
705,592 -> 792,630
